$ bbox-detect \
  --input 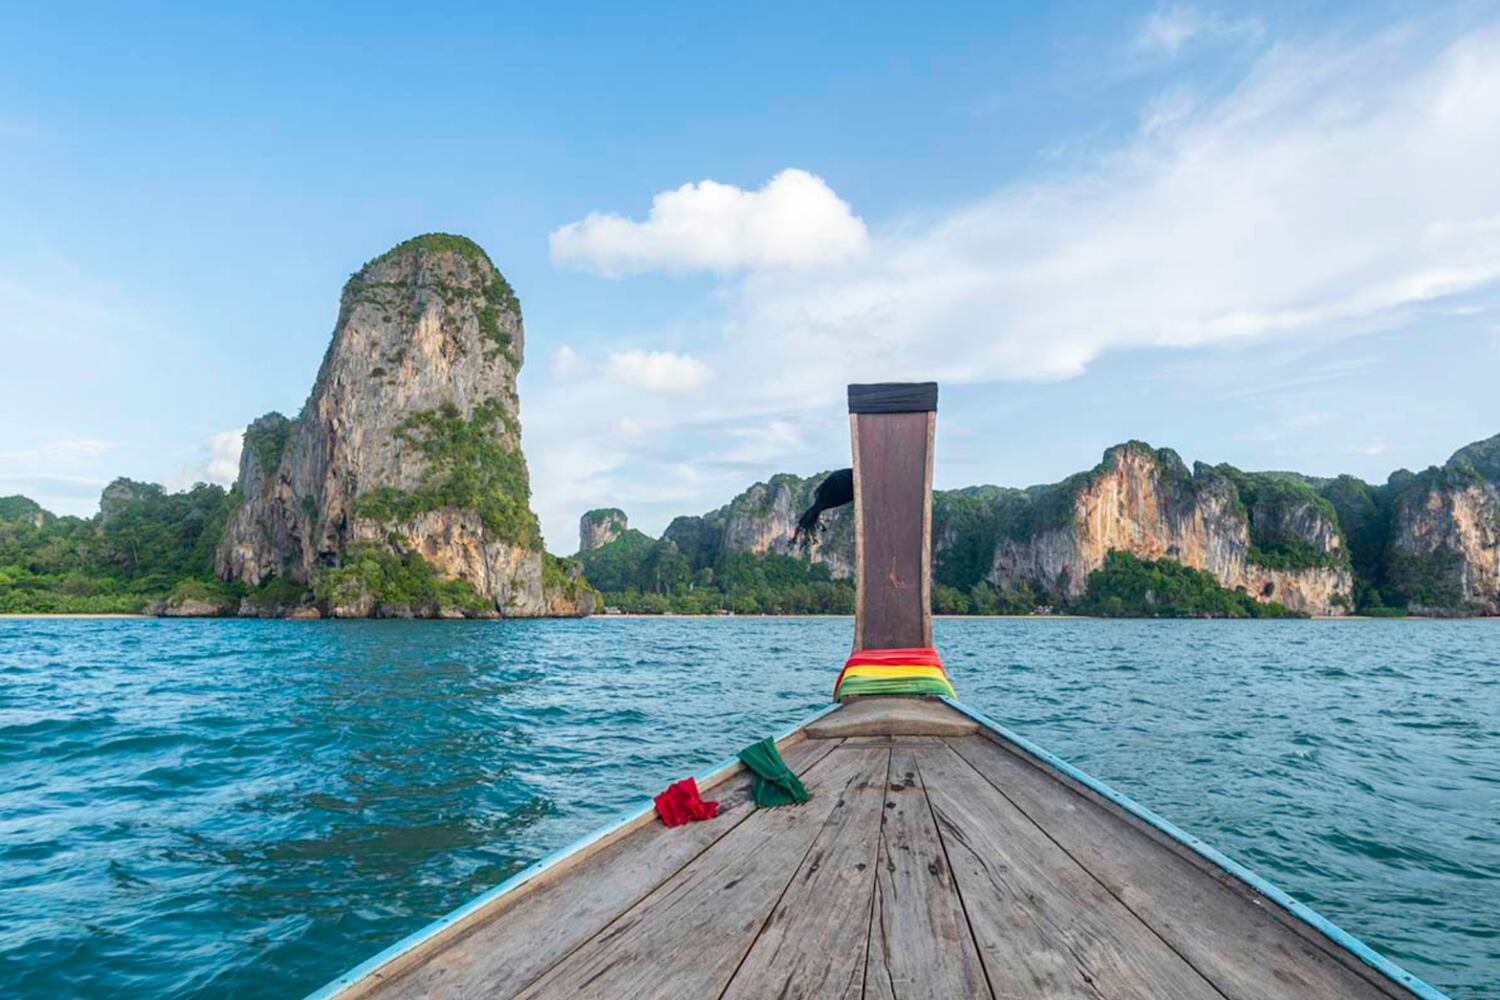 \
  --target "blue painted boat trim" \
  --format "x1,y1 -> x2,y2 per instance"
940,697 -> 1450,1000
302,702 -> 842,1000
